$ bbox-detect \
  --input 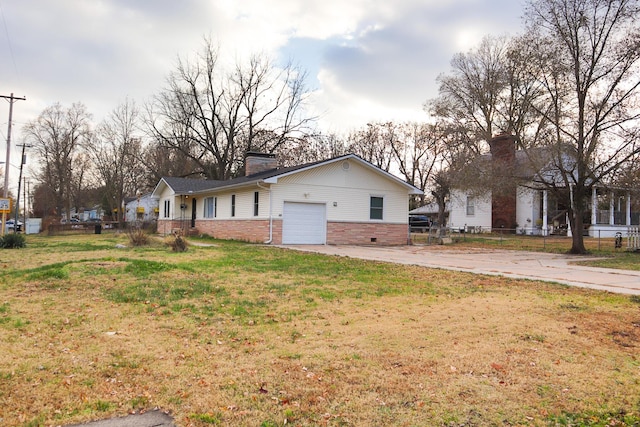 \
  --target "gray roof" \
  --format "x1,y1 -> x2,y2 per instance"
154,154 -> 423,197
161,177 -> 223,193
